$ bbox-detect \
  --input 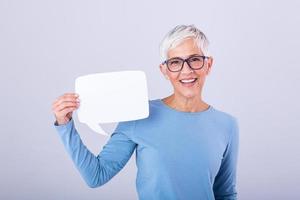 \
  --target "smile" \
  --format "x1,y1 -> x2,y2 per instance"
179,78 -> 198,86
